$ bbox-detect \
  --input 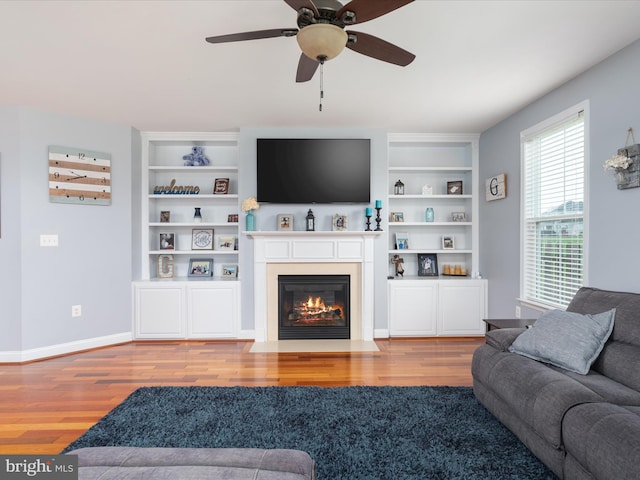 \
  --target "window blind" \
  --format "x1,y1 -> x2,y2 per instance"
522,112 -> 584,308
